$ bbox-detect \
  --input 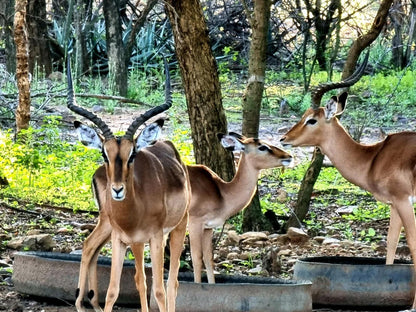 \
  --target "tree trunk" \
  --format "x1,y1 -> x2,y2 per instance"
166,0 -> 234,181
284,149 -> 324,230
1,0 -> 16,73
102,0 -> 128,96
342,0 -> 393,79
390,0 -> 404,69
404,2 -> 416,66
125,0 -> 158,59
241,0 -> 273,232
27,0 -> 52,76
14,0 -> 31,135
75,0 -> 90,77
314,0 -> 340,71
